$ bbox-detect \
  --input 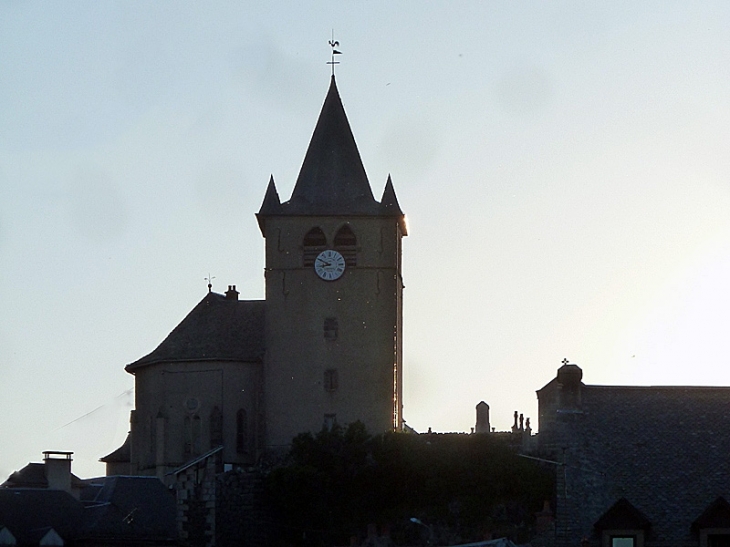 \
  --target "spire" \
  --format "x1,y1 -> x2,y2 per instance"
285,76 -> 379,215
380,175 -> 402,215
257,76 -> 406,224
380,175 -> 407,235
256,176 -> 281,235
